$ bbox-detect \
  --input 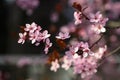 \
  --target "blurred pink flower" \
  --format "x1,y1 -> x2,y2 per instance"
56,26 -> 70,40
17,58 -> 31,67
61,56 -> 72,70
90,11 -> 102,23
91,24 -> 106,34
50,59 -> 60,72
16,0 -> 40,15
